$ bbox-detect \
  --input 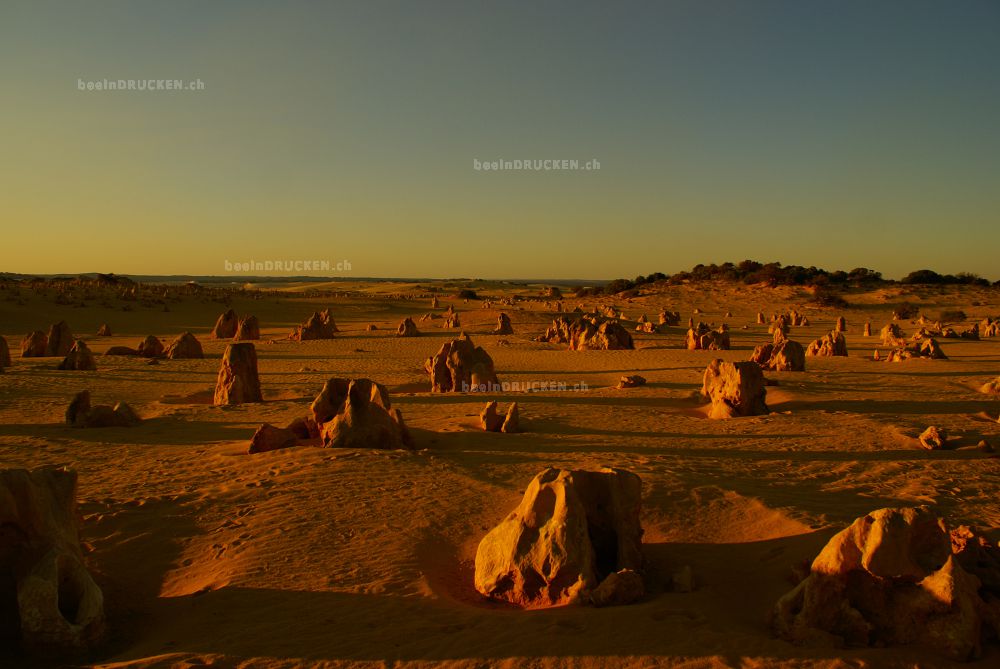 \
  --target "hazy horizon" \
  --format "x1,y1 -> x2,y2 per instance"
3,0 -> 999,280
